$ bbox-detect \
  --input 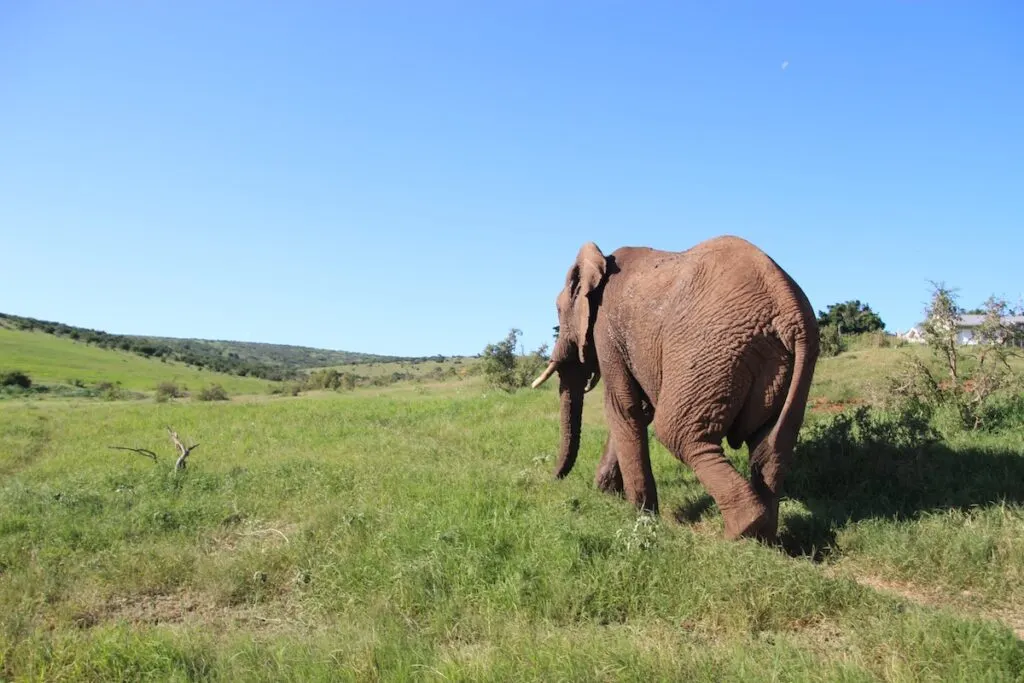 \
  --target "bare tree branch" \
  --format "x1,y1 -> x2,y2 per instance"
167,426 -> 199,471
109,427 -> 202,472
107,446 -> 160,463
